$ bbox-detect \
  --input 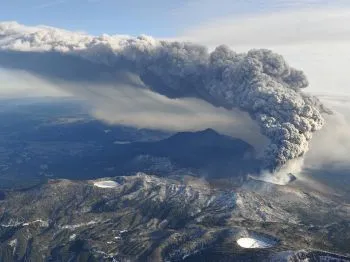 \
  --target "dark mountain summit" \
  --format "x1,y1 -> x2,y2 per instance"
162,128 -> 249,150
135,128 -> 259,175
